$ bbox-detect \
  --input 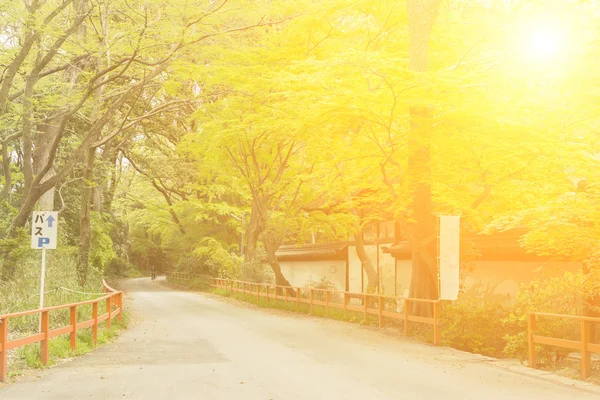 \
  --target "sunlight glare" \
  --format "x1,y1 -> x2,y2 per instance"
527,27 -> 564,61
